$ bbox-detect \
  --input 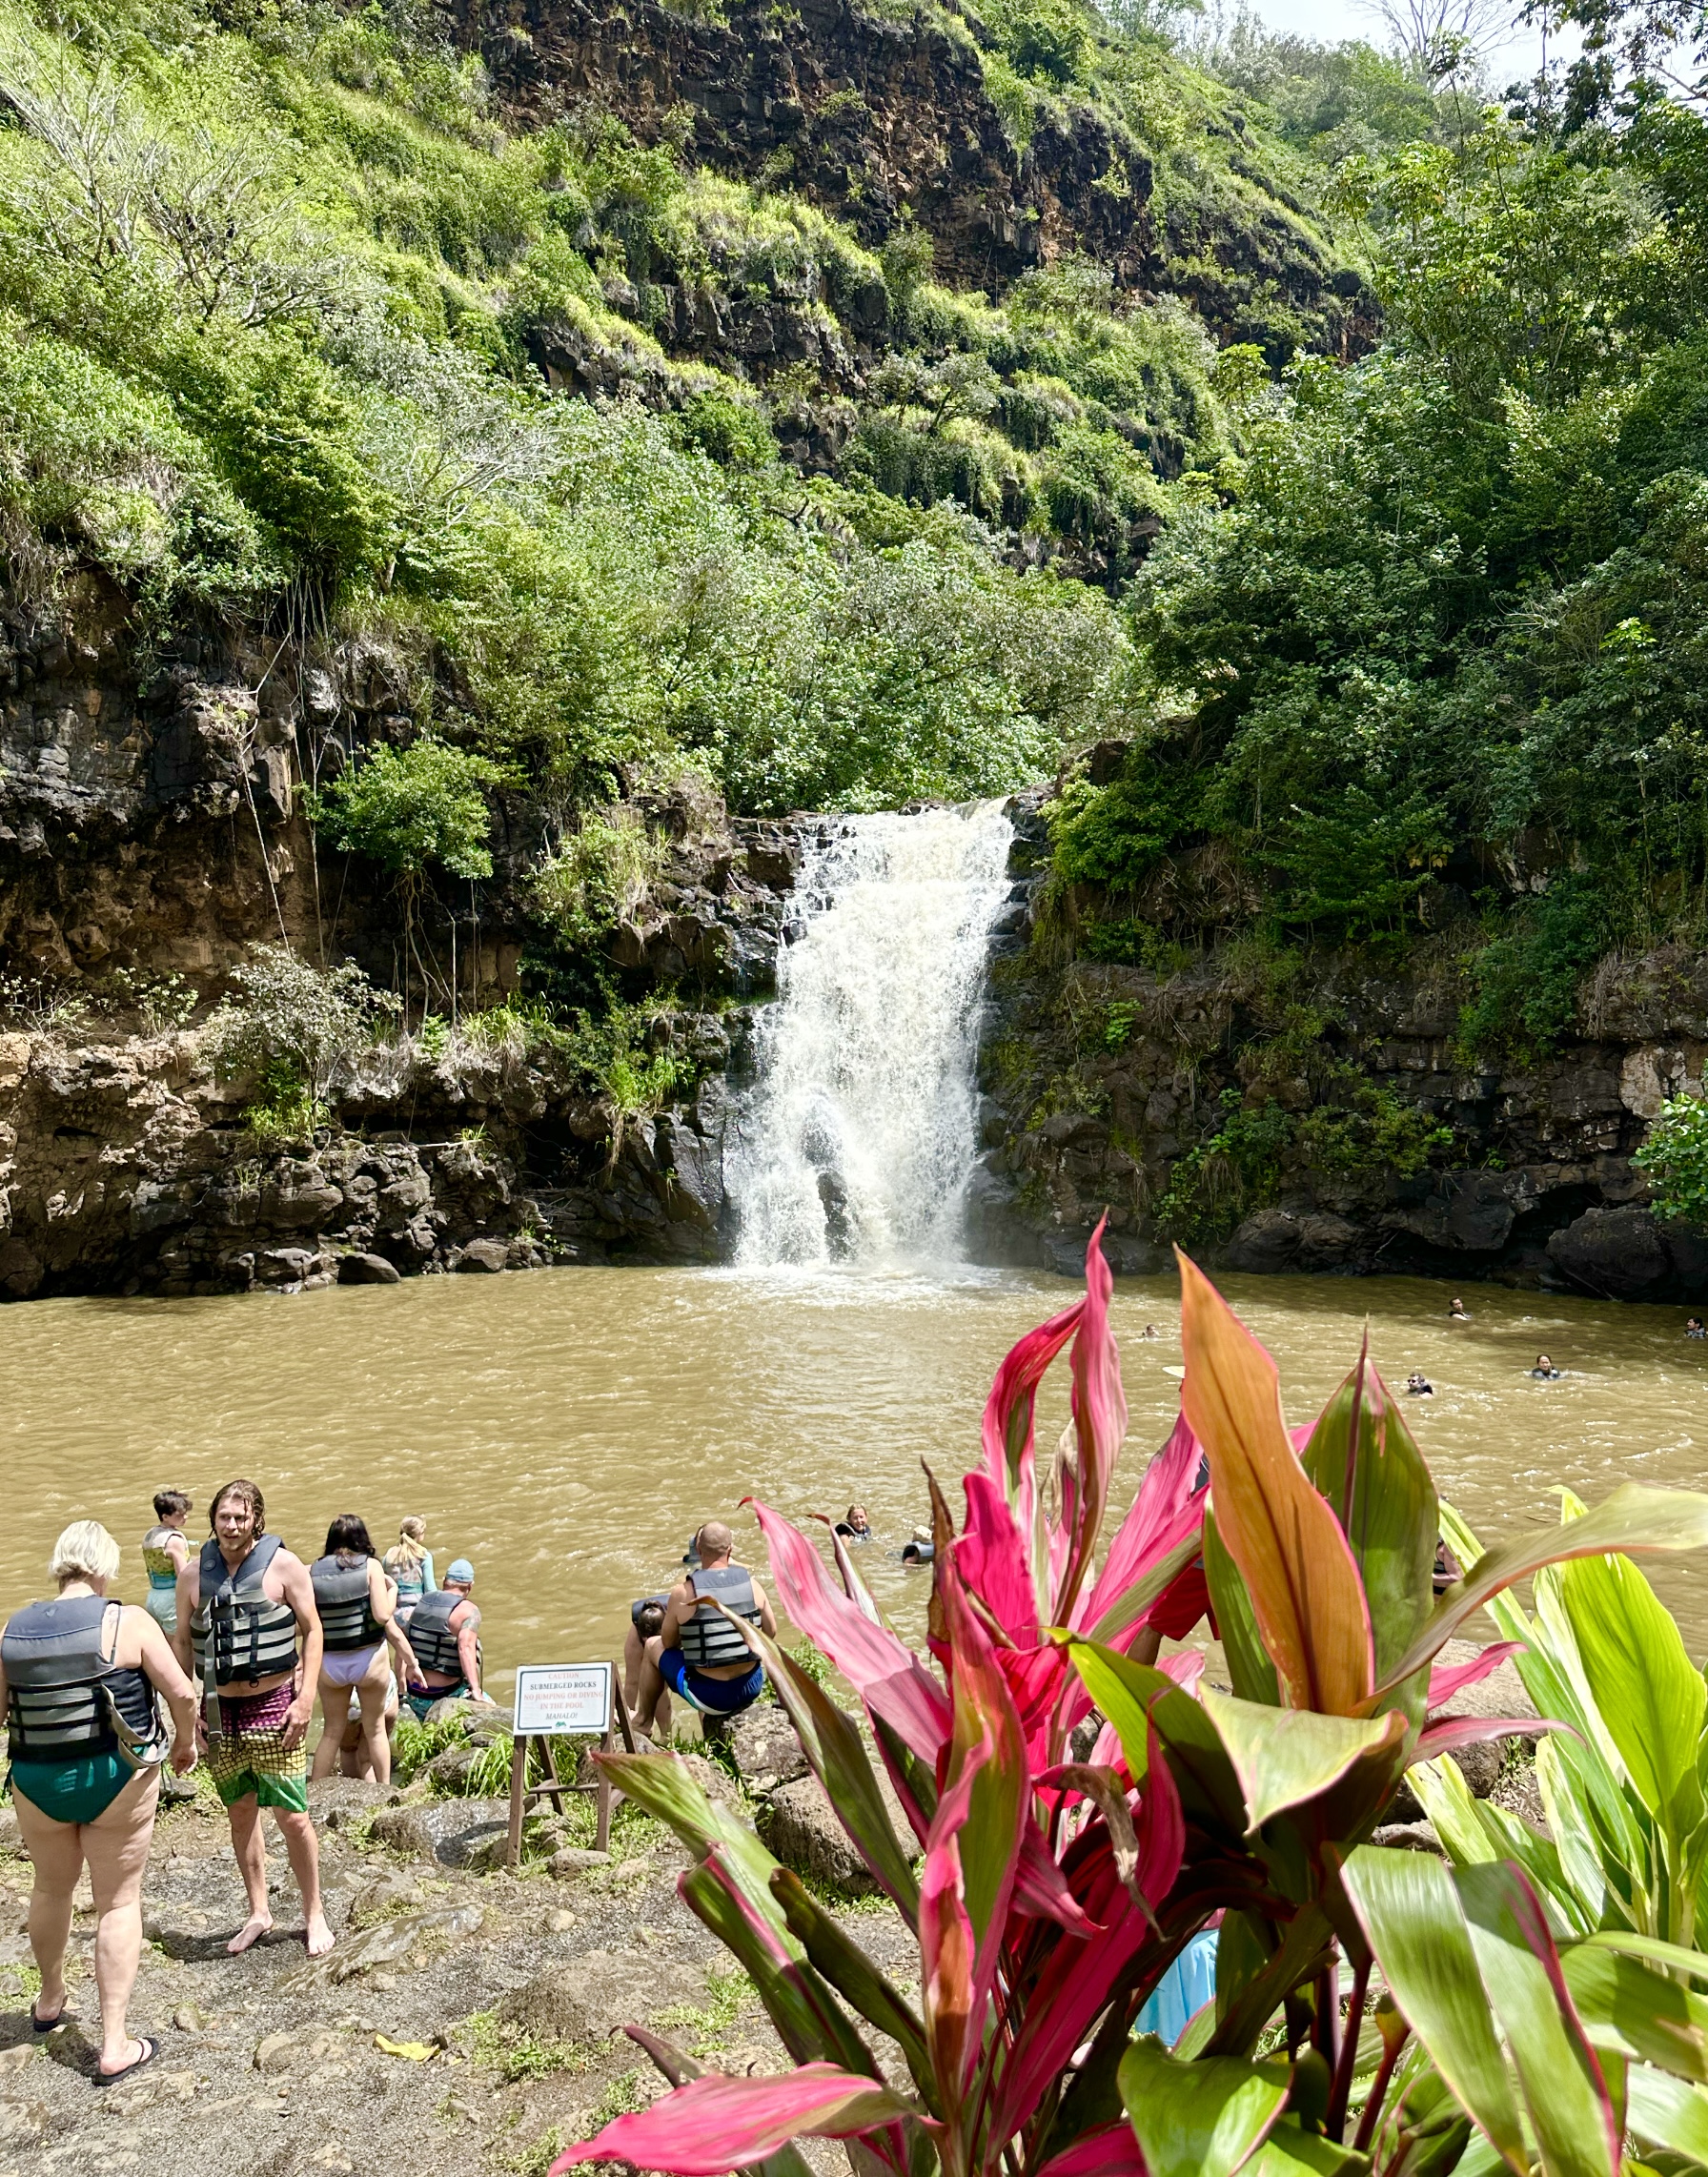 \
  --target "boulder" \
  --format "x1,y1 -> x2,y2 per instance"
338,1251 -> 401,1285
1447,1740 -> 1505,1800
759,1773 -> 917,1897
547,1846 -> 611,1880
456,1237 -> 509,1273
367,1797 -> 510,1865
714,1707 -> 808,1796
330,1901 -> 483,1984
1547,1204 -> 1672,1297
500,1947 -> 661,2042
